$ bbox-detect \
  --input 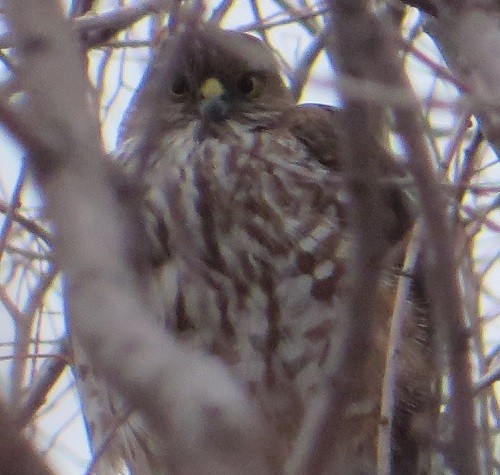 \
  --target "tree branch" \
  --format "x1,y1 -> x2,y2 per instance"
0,399 -> 53,475
303,2 -> 405,472
14,341 -> 69,429
303,2 -> 480,473
2,1 -> 276,473
364,4 -> 481,474
423,2 -> 500,157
